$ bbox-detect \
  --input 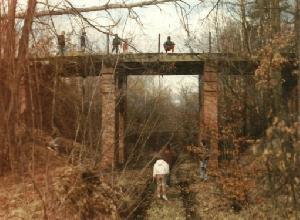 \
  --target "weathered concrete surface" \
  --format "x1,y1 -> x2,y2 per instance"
34,53 -> 249,63
100,64 -> 116,170
117,74 -> 127,165
33,53 -> 256,77
202,64 -> 219,168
